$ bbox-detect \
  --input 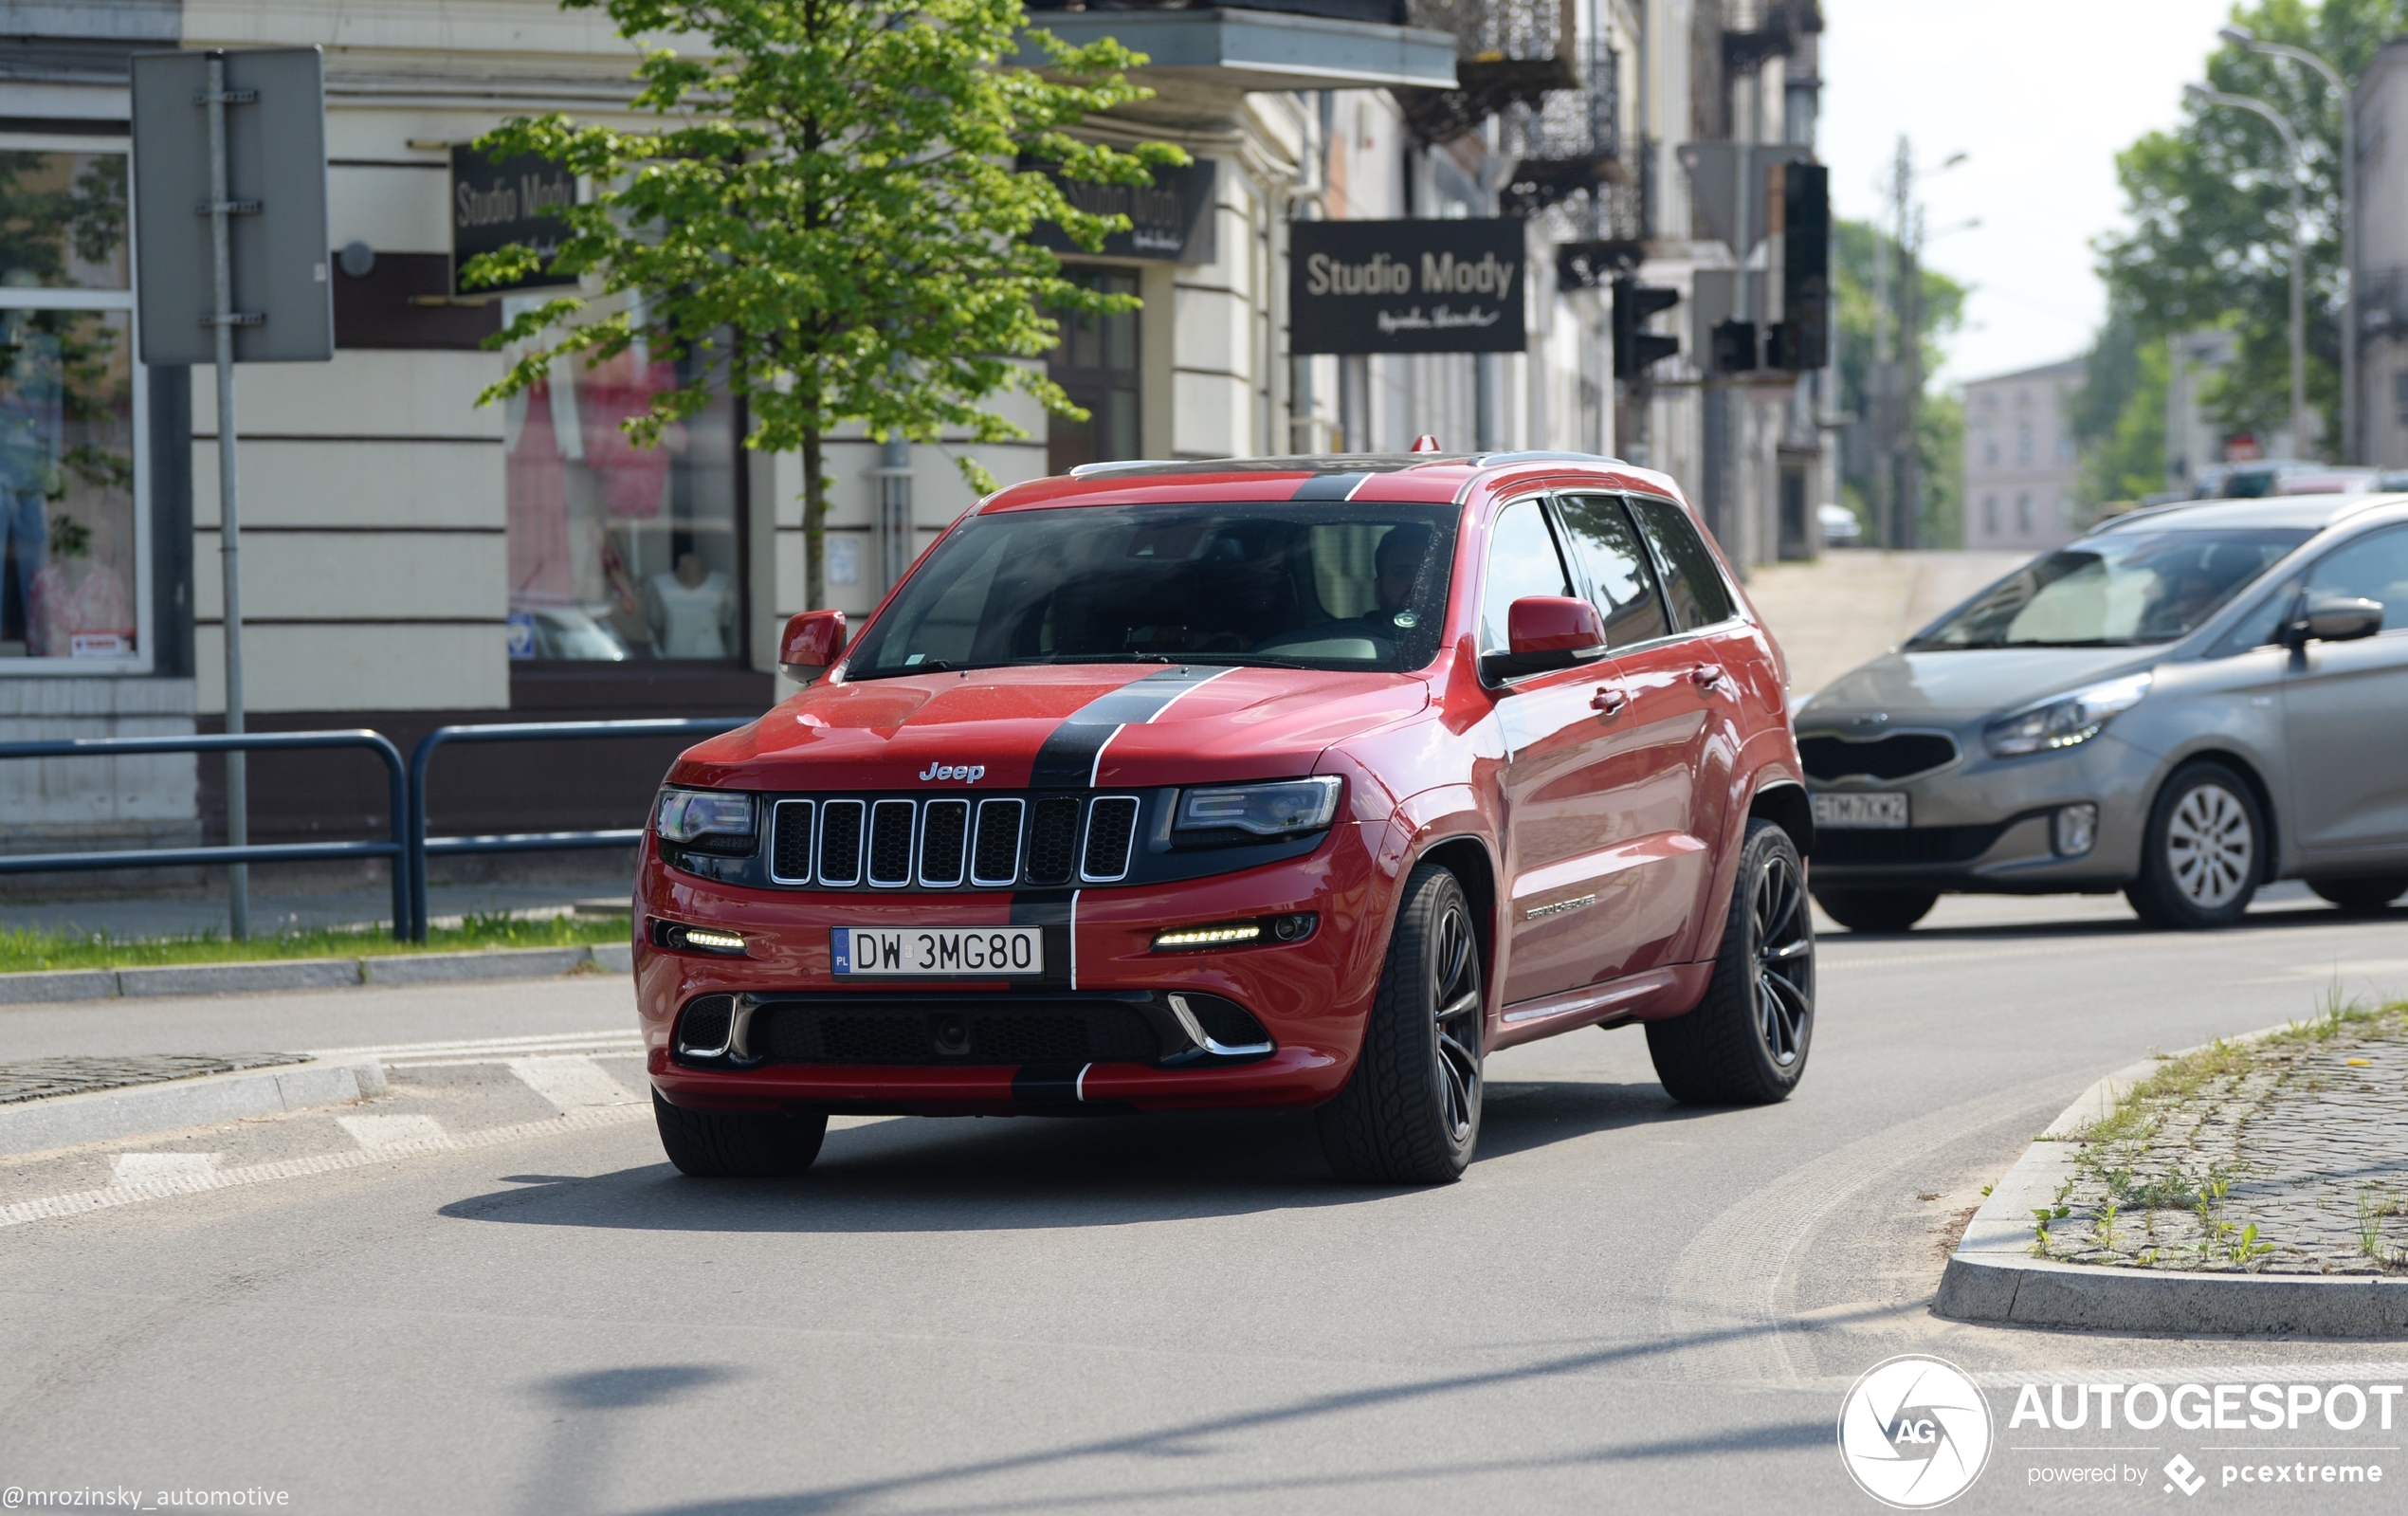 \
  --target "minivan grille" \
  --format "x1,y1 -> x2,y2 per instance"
1799,732 -> 1960,782
745,791 -> 1140,891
